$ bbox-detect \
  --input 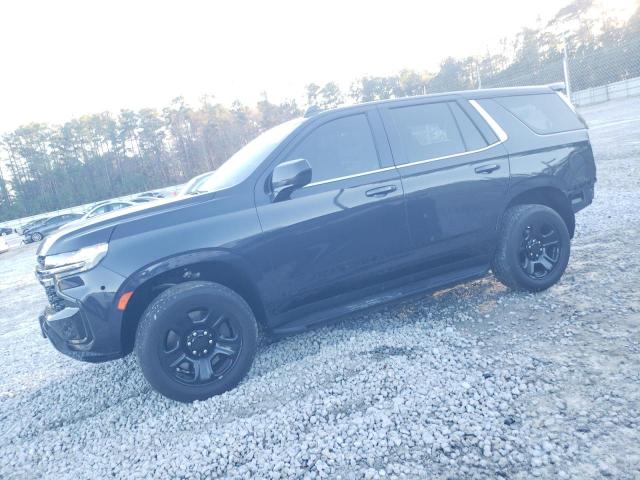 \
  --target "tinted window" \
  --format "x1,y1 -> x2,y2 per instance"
284,114 -> 380,183
496,93 -> 584,134
389,102 -> 466,164
450,102 -> 488,151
